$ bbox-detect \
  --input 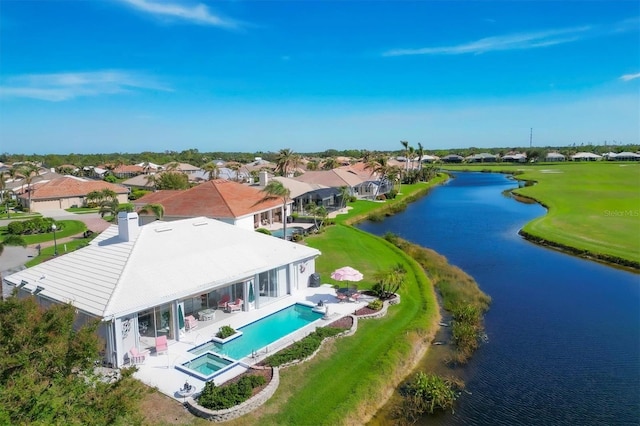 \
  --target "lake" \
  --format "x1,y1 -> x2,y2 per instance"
360,172 -> 640,425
